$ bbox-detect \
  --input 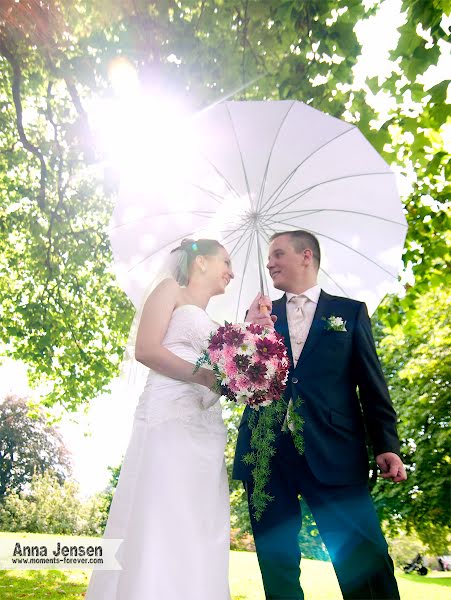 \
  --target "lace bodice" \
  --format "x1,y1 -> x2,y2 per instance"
161,304 -> 220,362
134,305 -> 224,429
